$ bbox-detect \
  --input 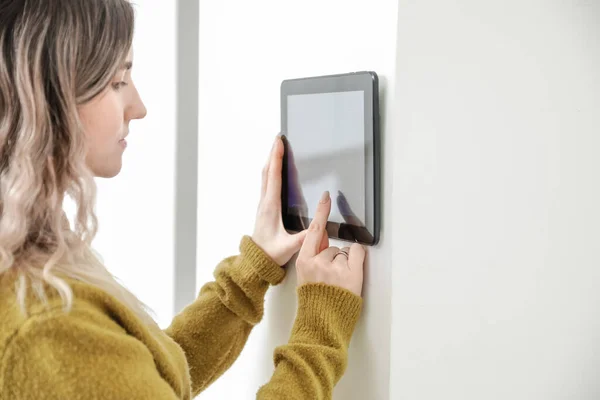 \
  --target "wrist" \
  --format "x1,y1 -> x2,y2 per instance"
250,238 -> 282,266
240,236 -> 285,285
291,283 -> 363,345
